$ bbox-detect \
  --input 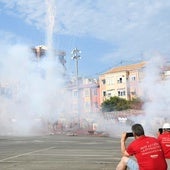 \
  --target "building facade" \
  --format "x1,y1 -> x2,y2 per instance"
67,77 -> 100,116
99,62 -> 146,104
